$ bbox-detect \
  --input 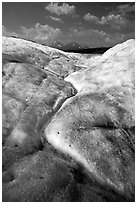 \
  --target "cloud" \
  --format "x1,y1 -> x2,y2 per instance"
2,25 -> 18,37
104,33 -> 125,44
61,27 -> 131,47
83,3 -> 135,30
45,3 -> 76,16
20,23 -> 62,44
83,13 -> 100,24
2,24 -> 62,45
48,16 -> 63,23
84,29 -> 125,45
100,14 -> 127,29
84,13 -> 127,29
109,3 -> 135,29
116,3 -> 135,16
57,28 -> 104,46
114,3 -> 135,29
70,28 -> 106,38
